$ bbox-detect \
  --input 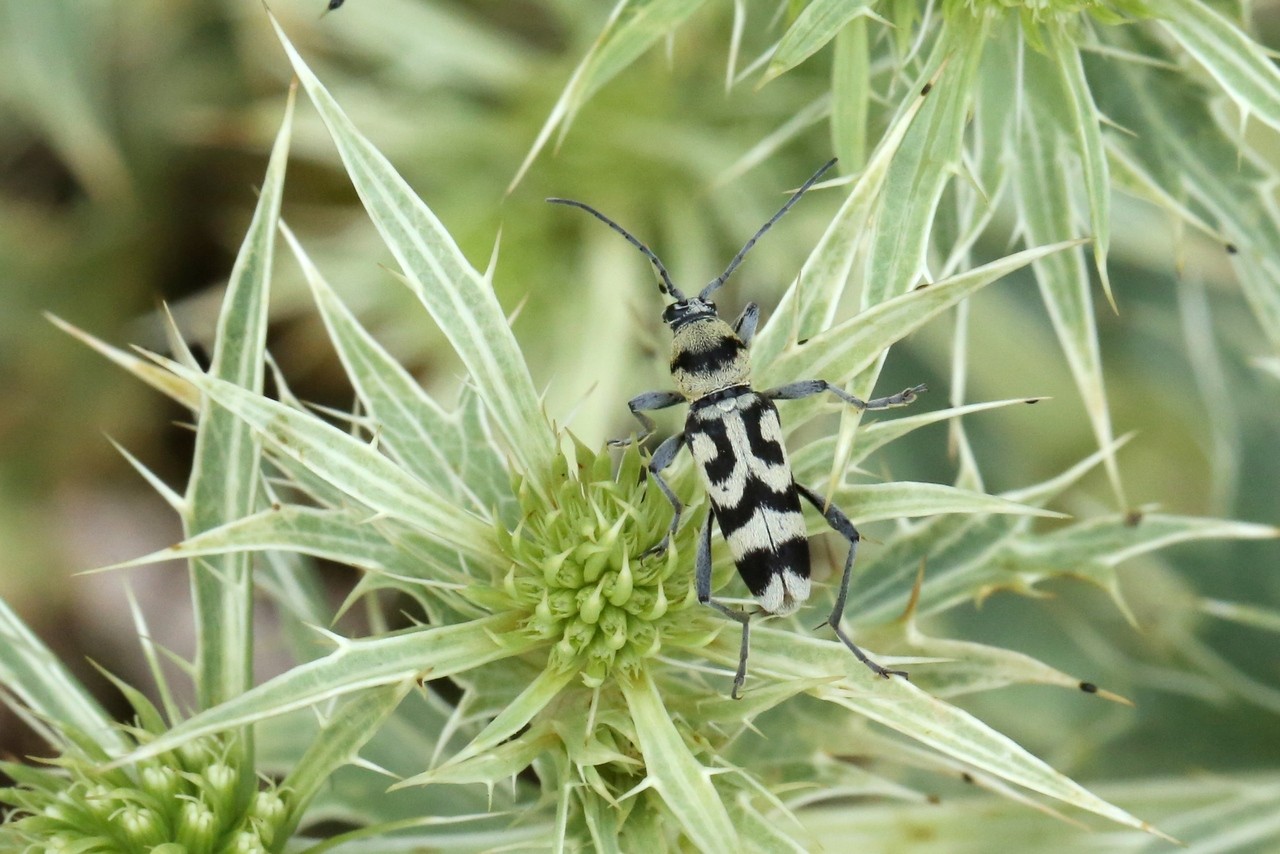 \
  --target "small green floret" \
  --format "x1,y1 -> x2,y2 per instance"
497,440 -> 715,687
